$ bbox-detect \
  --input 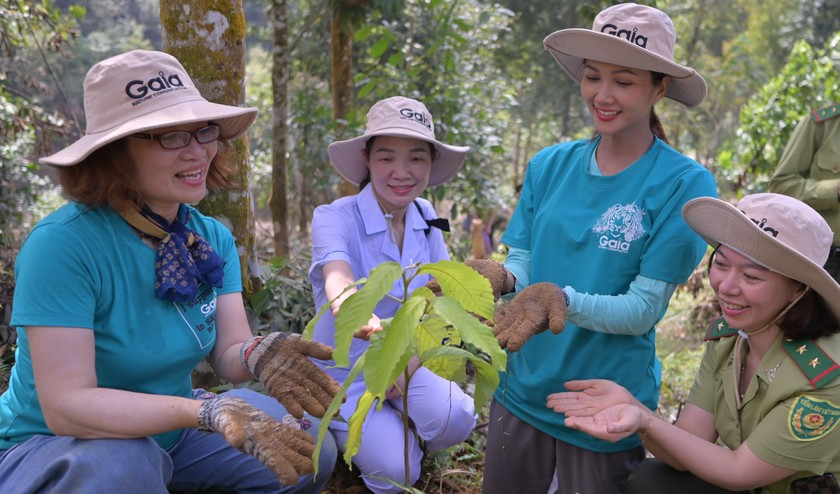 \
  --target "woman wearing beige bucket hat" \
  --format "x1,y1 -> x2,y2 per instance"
550,193 -> 840,494
307,96 -> 477,493
477,3 -> 718,493
0,49 -> 342,493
